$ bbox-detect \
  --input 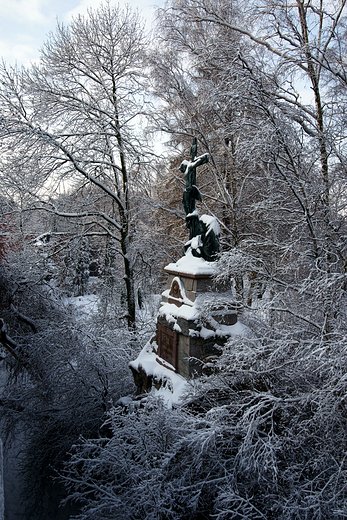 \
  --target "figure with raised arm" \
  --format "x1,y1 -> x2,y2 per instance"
180,137 -> 209,239
179,137 -> 220,261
